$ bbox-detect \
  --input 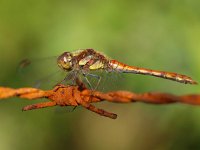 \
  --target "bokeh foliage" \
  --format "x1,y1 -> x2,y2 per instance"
0,0 -> 200,150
